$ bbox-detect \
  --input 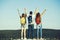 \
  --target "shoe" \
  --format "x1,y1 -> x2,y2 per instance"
21,37 -> 23,39
24,38 -> 27,40
40,38 -> 44,40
